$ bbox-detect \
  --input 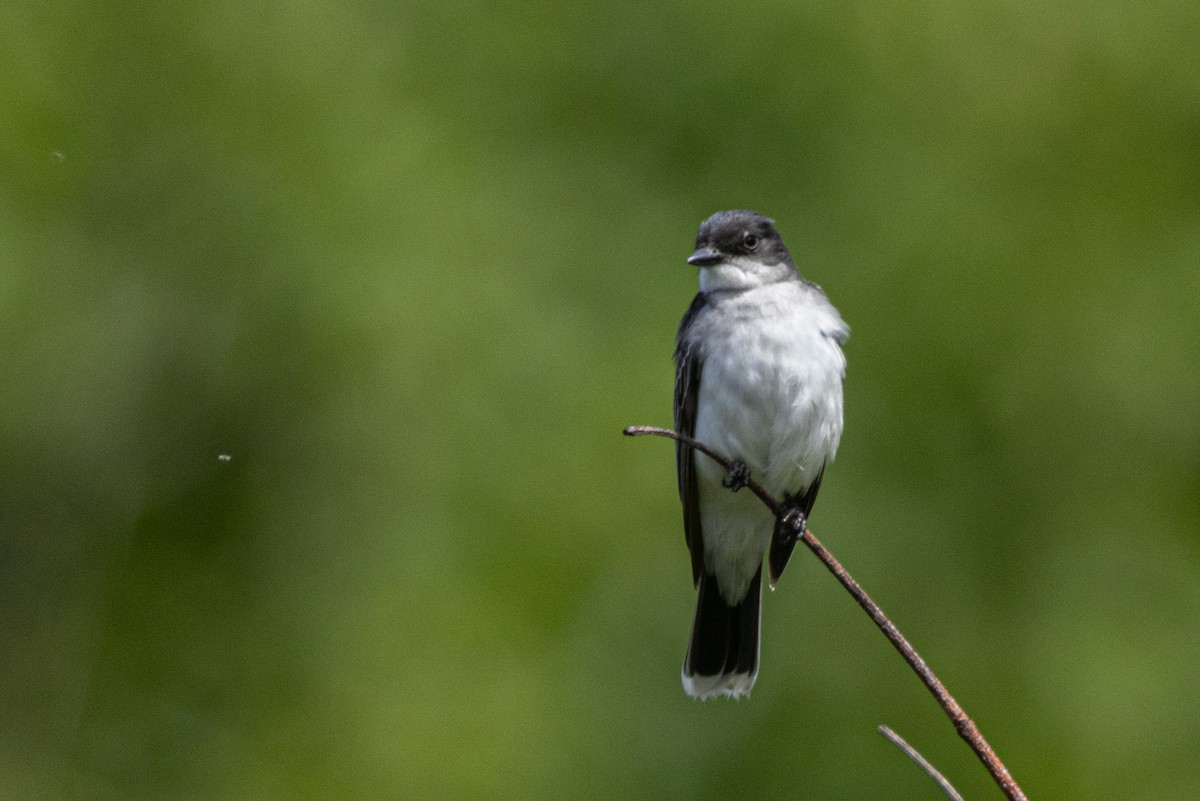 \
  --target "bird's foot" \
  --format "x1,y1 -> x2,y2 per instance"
776,500 -> 808,546
721,460 -> 751,492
